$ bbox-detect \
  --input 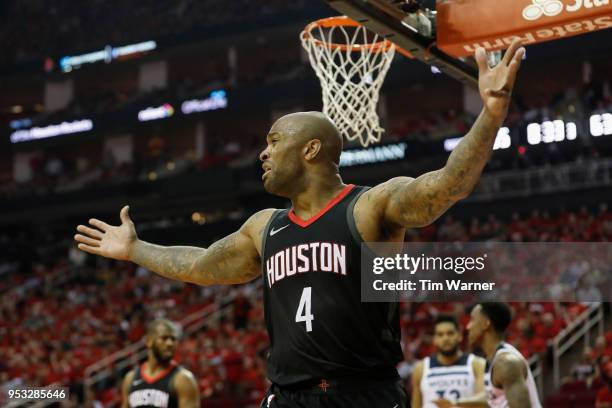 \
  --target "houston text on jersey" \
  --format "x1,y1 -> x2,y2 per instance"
266,242 -> 347,287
